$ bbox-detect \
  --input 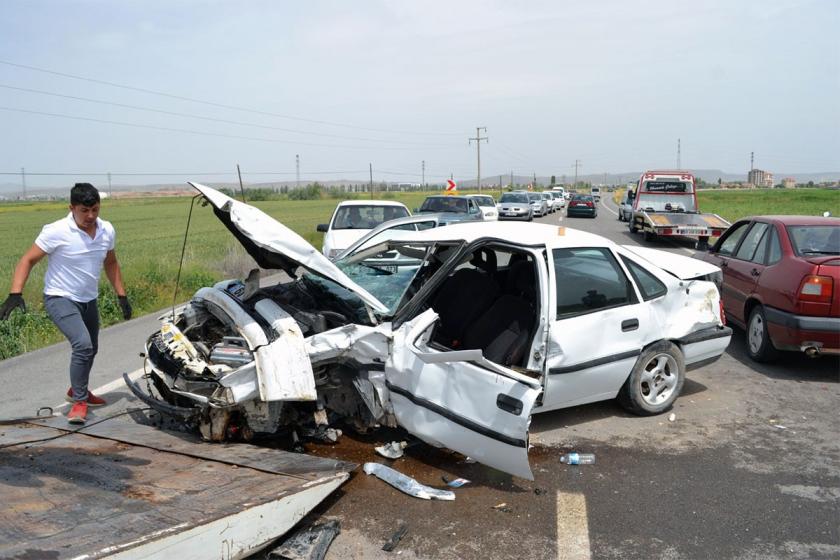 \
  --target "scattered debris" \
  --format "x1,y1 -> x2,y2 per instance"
382,522 -> 409,552
559,452 -> 596,465
534,487 -> 546,495
363,463 -> 455,501
268,519 -> 340,560
441,476 -> 470,488
462,456 -> 477,464
492,502 -> 512,513
375,441 -> 408,460
668,413 -> 676,422
773,425 -> 788,430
